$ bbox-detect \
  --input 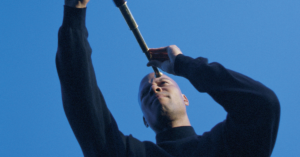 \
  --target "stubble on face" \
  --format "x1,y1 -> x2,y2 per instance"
138,73 -> 186,128
139,73 -> 178,109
